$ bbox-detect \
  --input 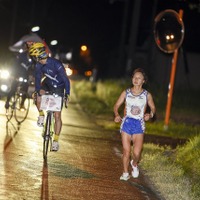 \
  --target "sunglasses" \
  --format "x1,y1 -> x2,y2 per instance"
32,56 -> 45,62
